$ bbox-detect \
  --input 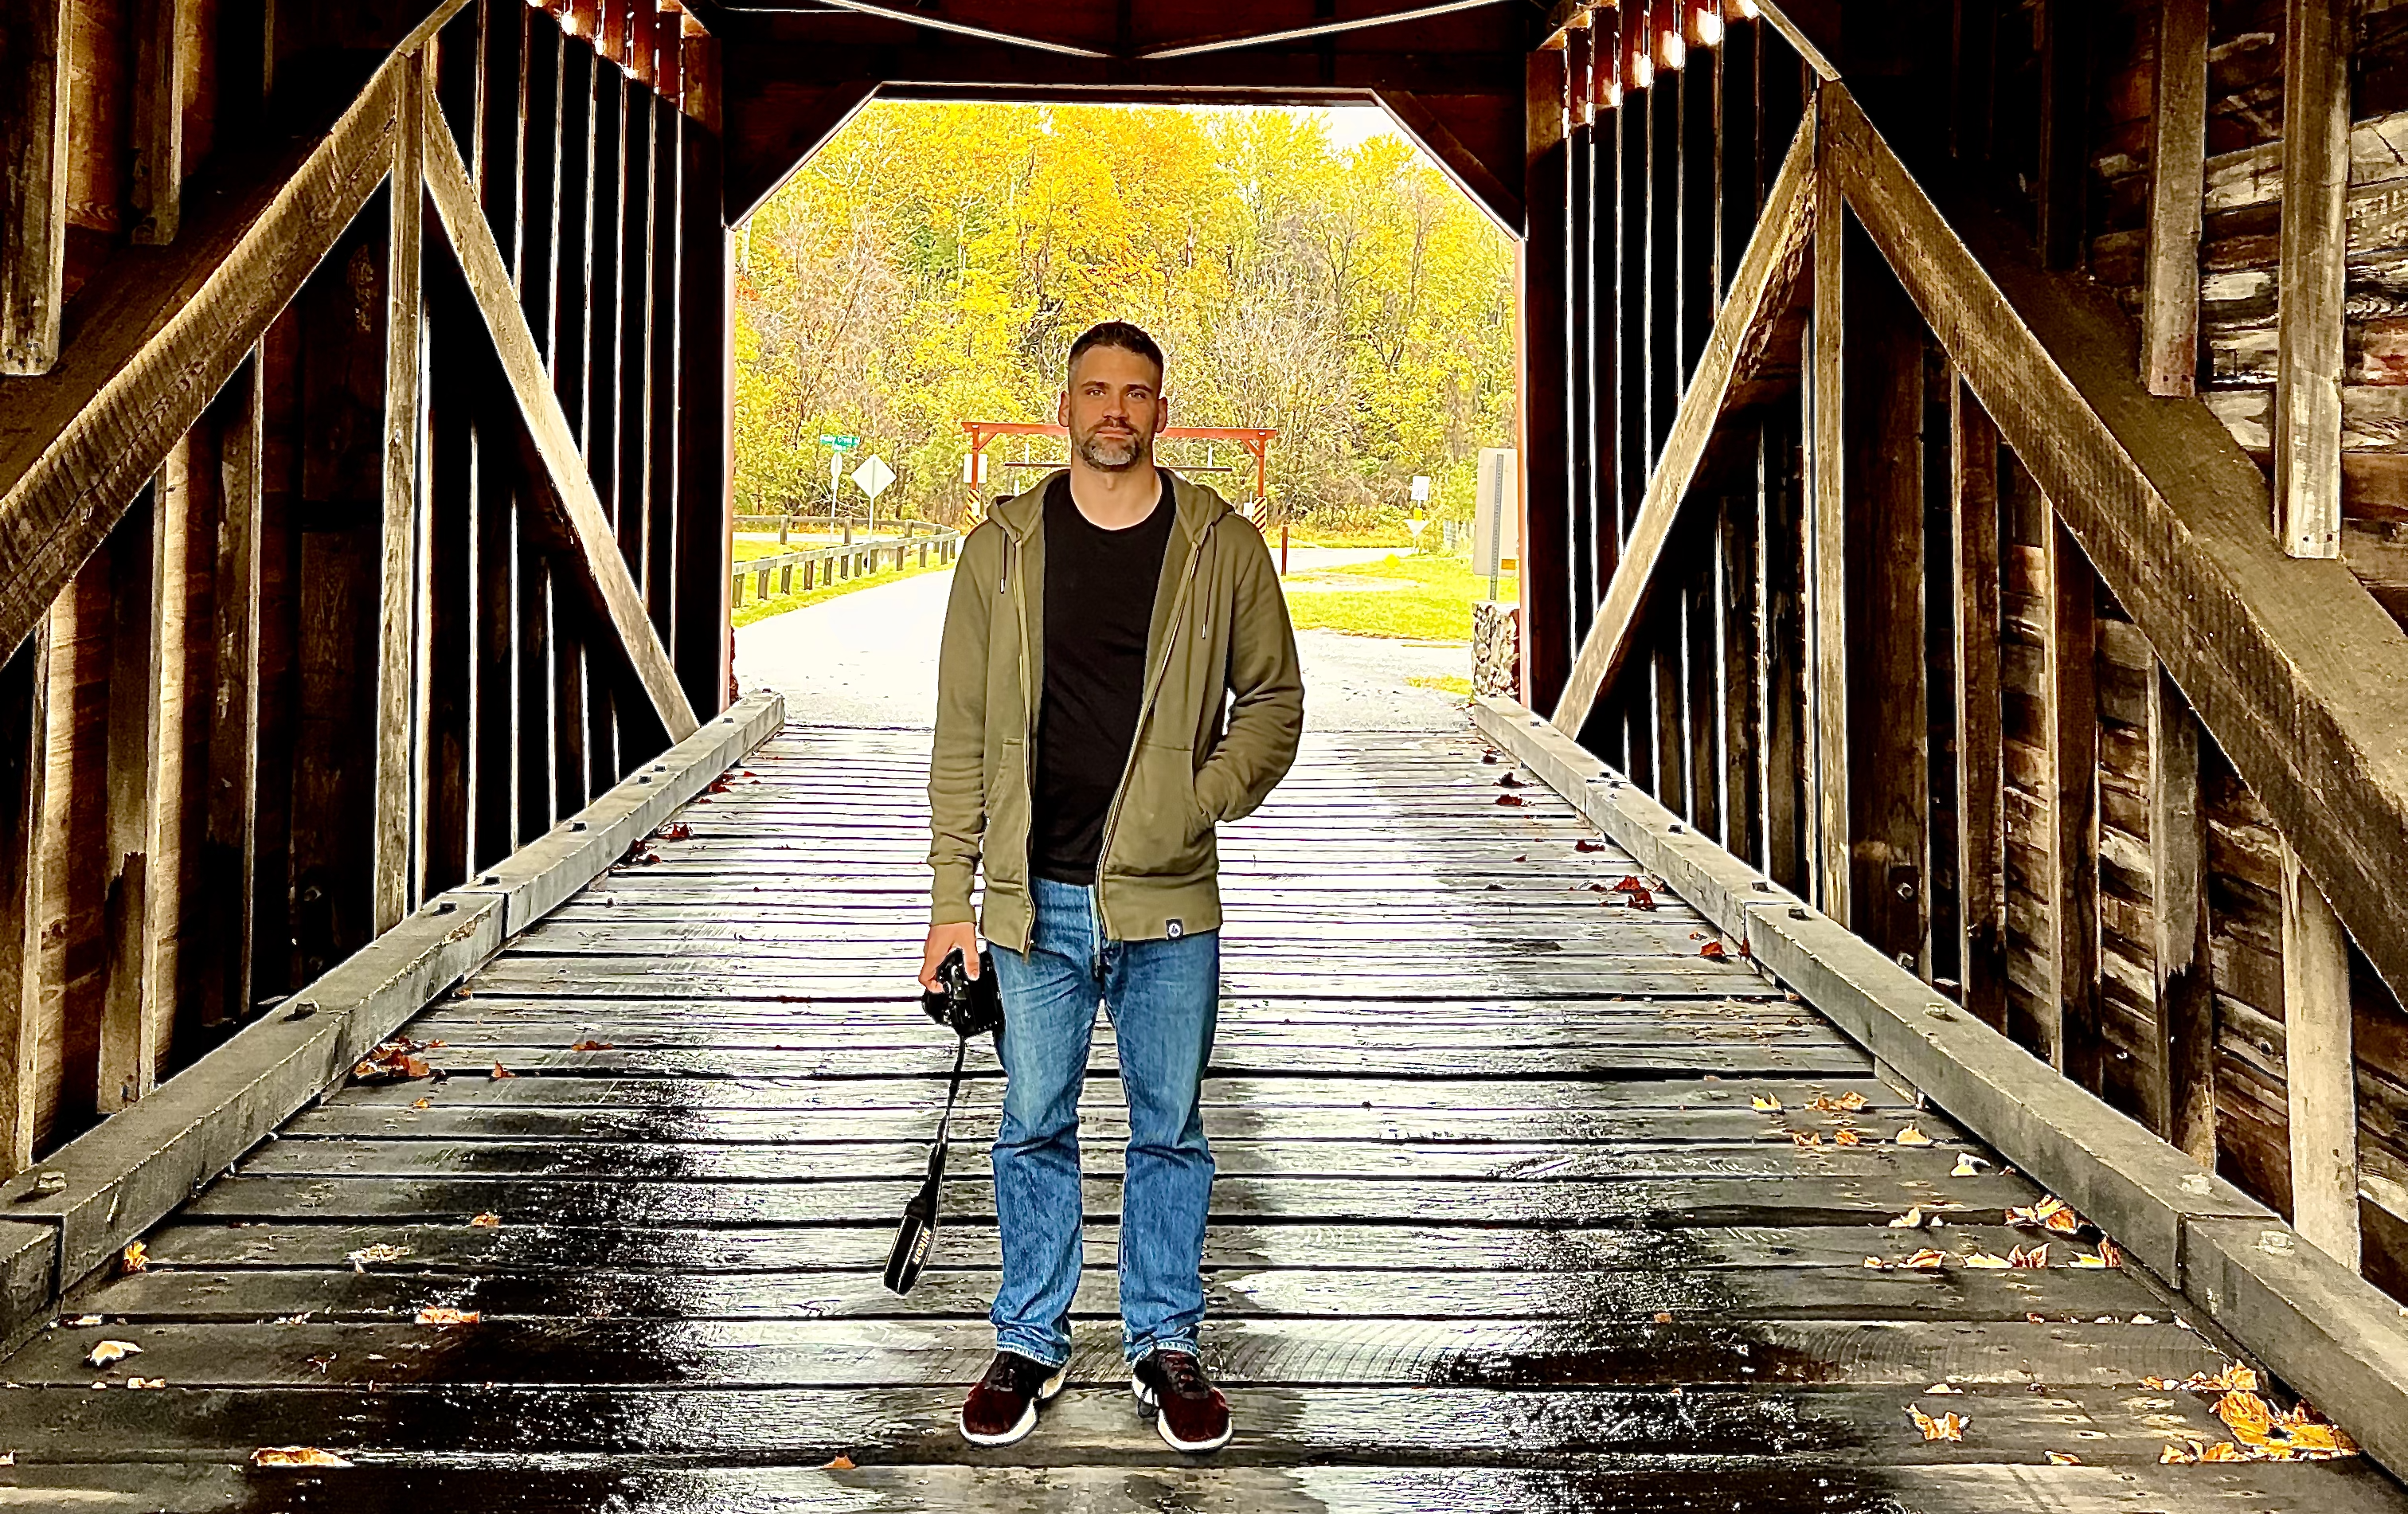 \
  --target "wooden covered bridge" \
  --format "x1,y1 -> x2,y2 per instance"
4,0 -> 2408,1508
